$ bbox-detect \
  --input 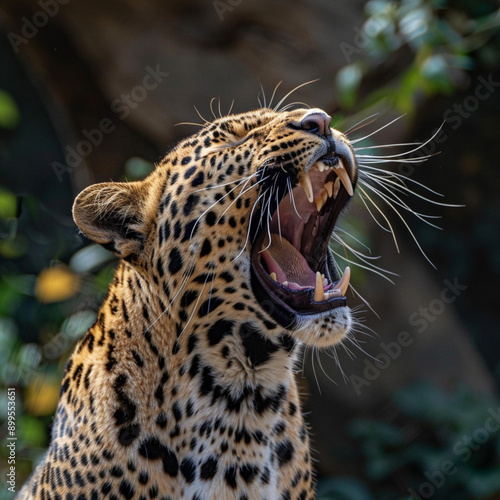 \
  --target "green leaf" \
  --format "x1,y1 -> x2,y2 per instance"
466,468 -> 500,496
0,189 -> 17,218
0,89 -> 20,130
18,415 -> 48,448
336,64 -> 363,109
420,54 -> 454,94
123,156 -> 155,181
350,419 -> 405,447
